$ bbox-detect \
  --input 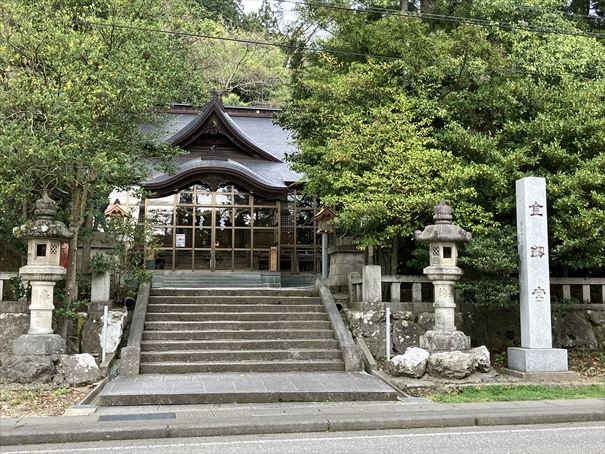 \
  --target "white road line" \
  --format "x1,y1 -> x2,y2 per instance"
5,425 -> 604,454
